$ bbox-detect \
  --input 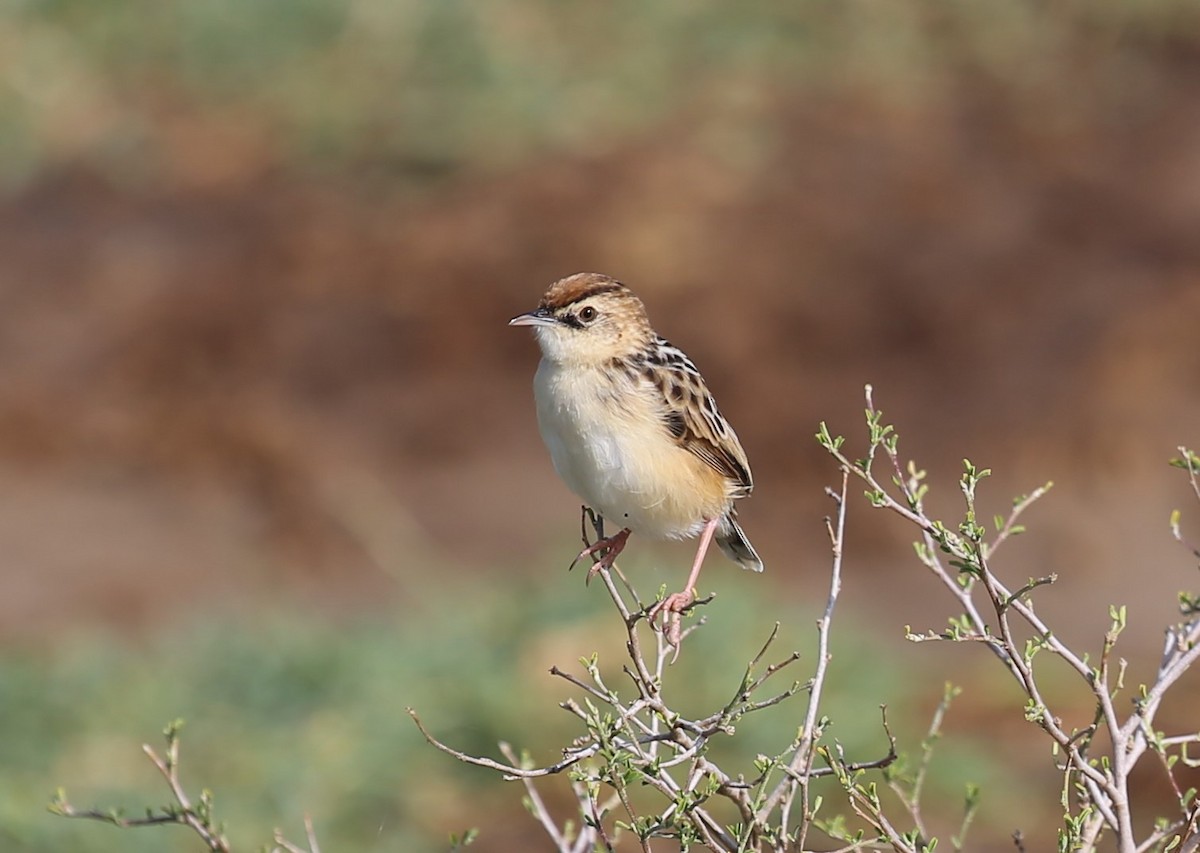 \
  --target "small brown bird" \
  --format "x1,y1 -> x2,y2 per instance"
509,272 -> 762,634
